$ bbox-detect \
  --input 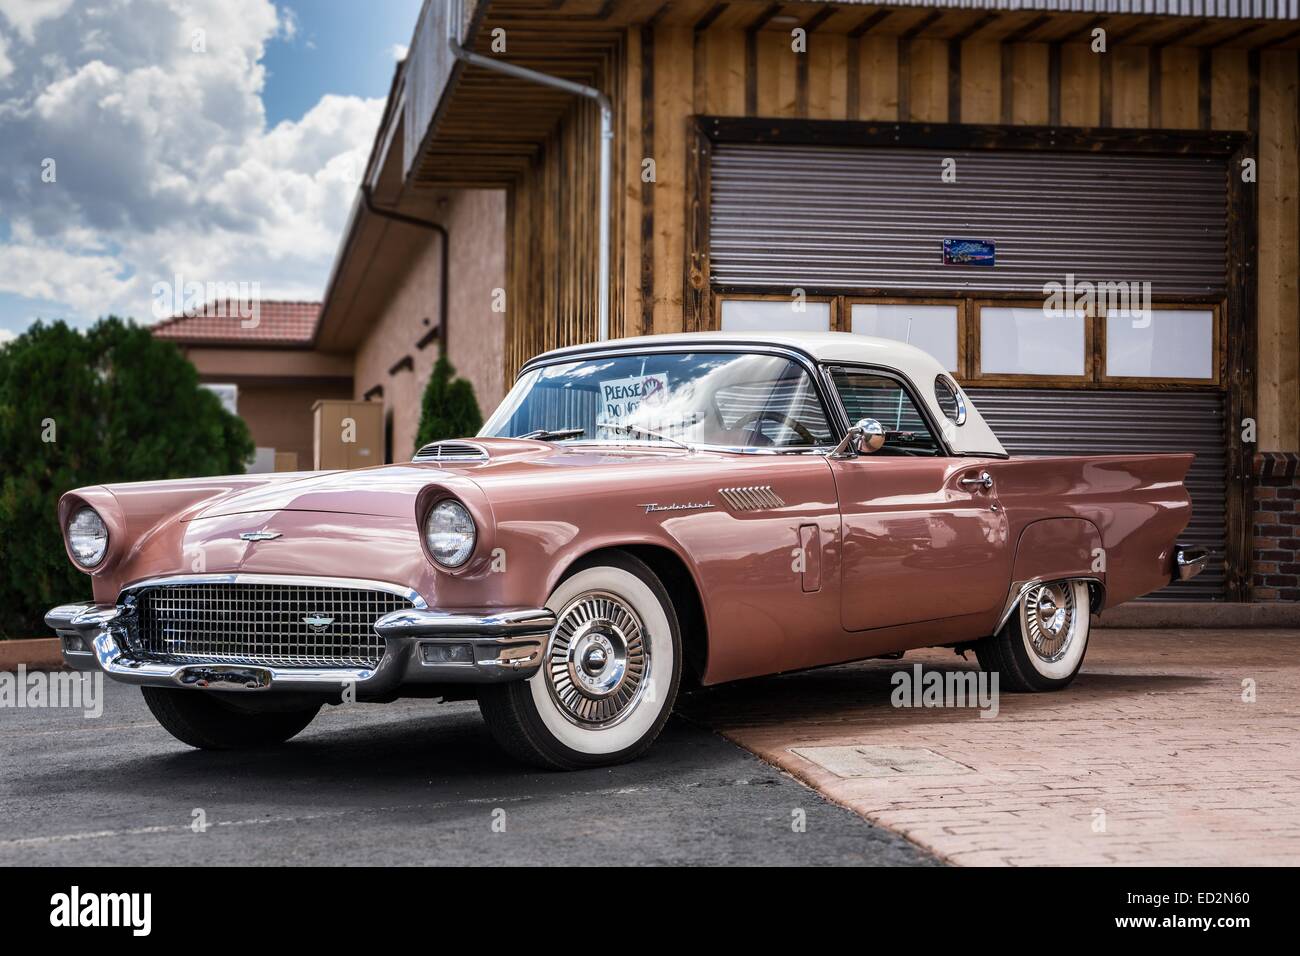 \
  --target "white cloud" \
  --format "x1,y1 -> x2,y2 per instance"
0,0 -> 75,44
391,43 -> 408,61
0,327 -> 15,344
0,31 -> 12,80
0,0 -> 383,329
